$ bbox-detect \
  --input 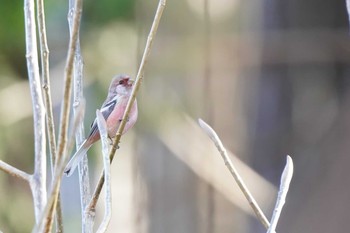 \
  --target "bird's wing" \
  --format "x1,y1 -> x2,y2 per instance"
88,97 -> 117,138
